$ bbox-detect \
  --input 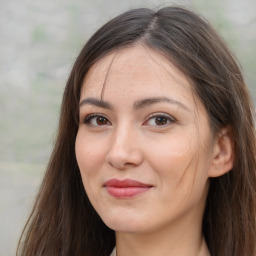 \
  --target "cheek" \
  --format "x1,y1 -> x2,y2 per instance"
75,131 -> 106,179
145,131 -> 209,195
146,131 -> 195,173
75,131 -> 106,205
